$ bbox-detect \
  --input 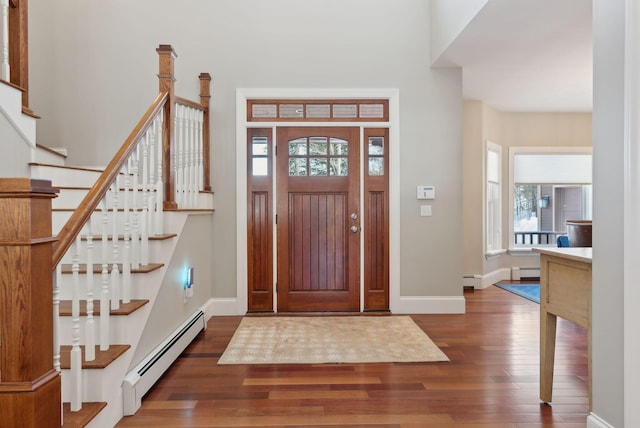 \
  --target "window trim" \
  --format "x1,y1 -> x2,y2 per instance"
485,141 -> 503,254
508,146 -> 593,250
